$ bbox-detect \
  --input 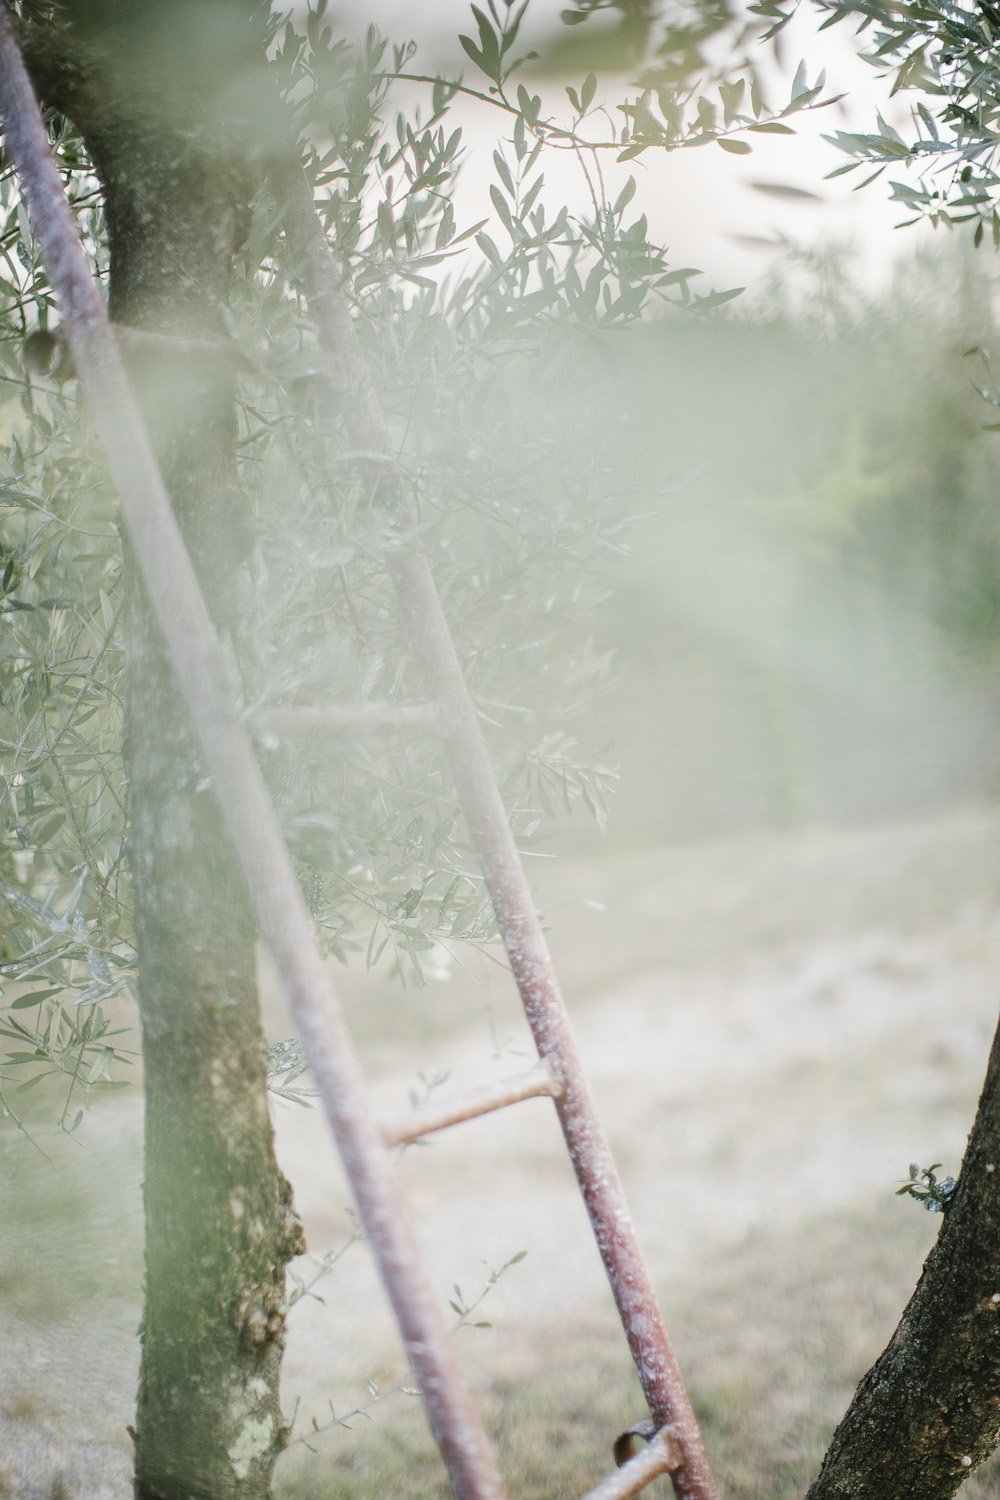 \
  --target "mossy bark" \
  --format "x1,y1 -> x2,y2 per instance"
19,7 -> 304,1497
808,1009 -> 1000,1499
